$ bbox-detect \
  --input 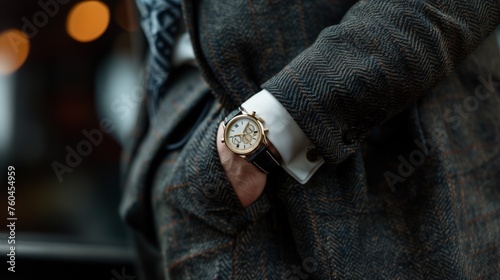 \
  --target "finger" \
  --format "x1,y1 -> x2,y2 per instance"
216,122 -> 267,207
